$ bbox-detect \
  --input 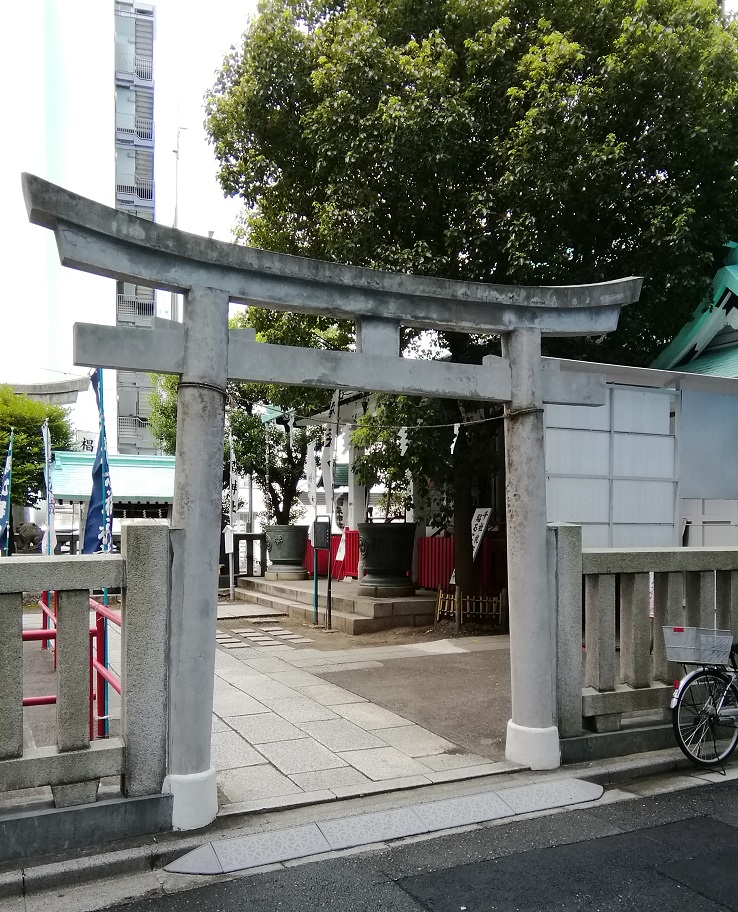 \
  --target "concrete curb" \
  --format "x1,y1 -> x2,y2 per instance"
0,747 -> 693,900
